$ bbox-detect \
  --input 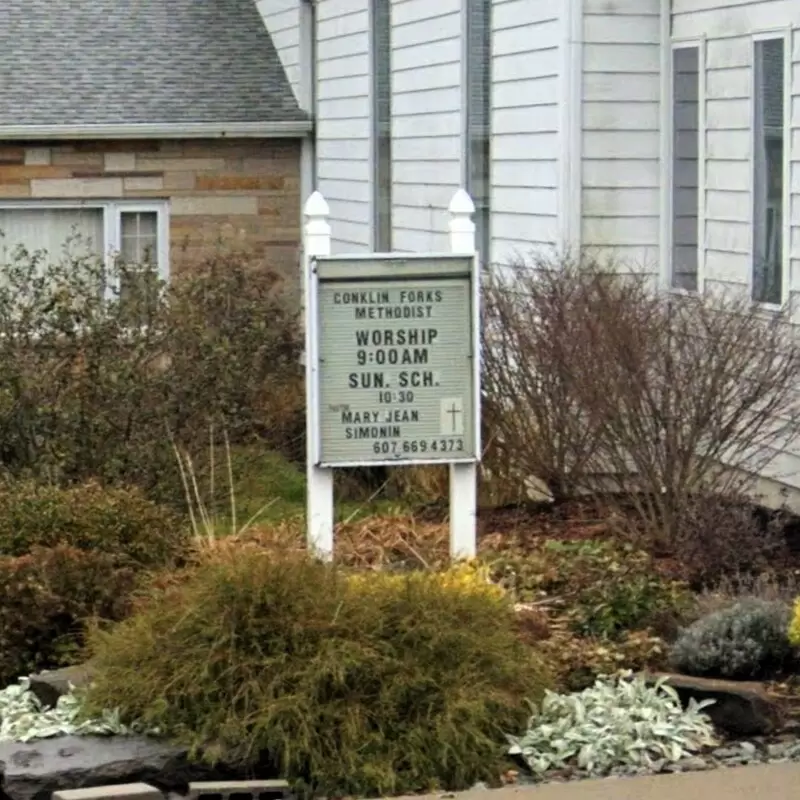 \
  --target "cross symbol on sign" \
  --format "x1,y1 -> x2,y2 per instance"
440,398 -> 464,436
447,403 -> 462,433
